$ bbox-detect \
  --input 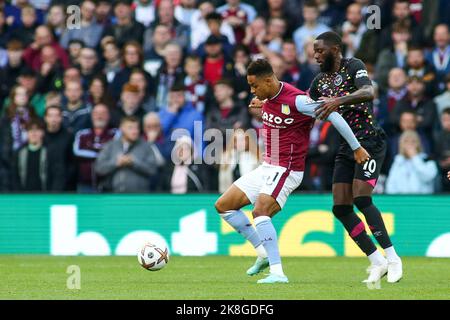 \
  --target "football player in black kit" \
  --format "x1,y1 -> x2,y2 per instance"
309,31 -> 402,287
